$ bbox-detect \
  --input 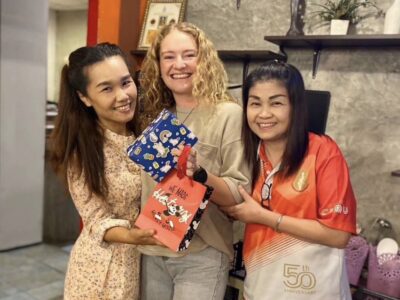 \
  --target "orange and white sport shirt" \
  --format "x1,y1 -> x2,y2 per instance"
243,133 -> 356,300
